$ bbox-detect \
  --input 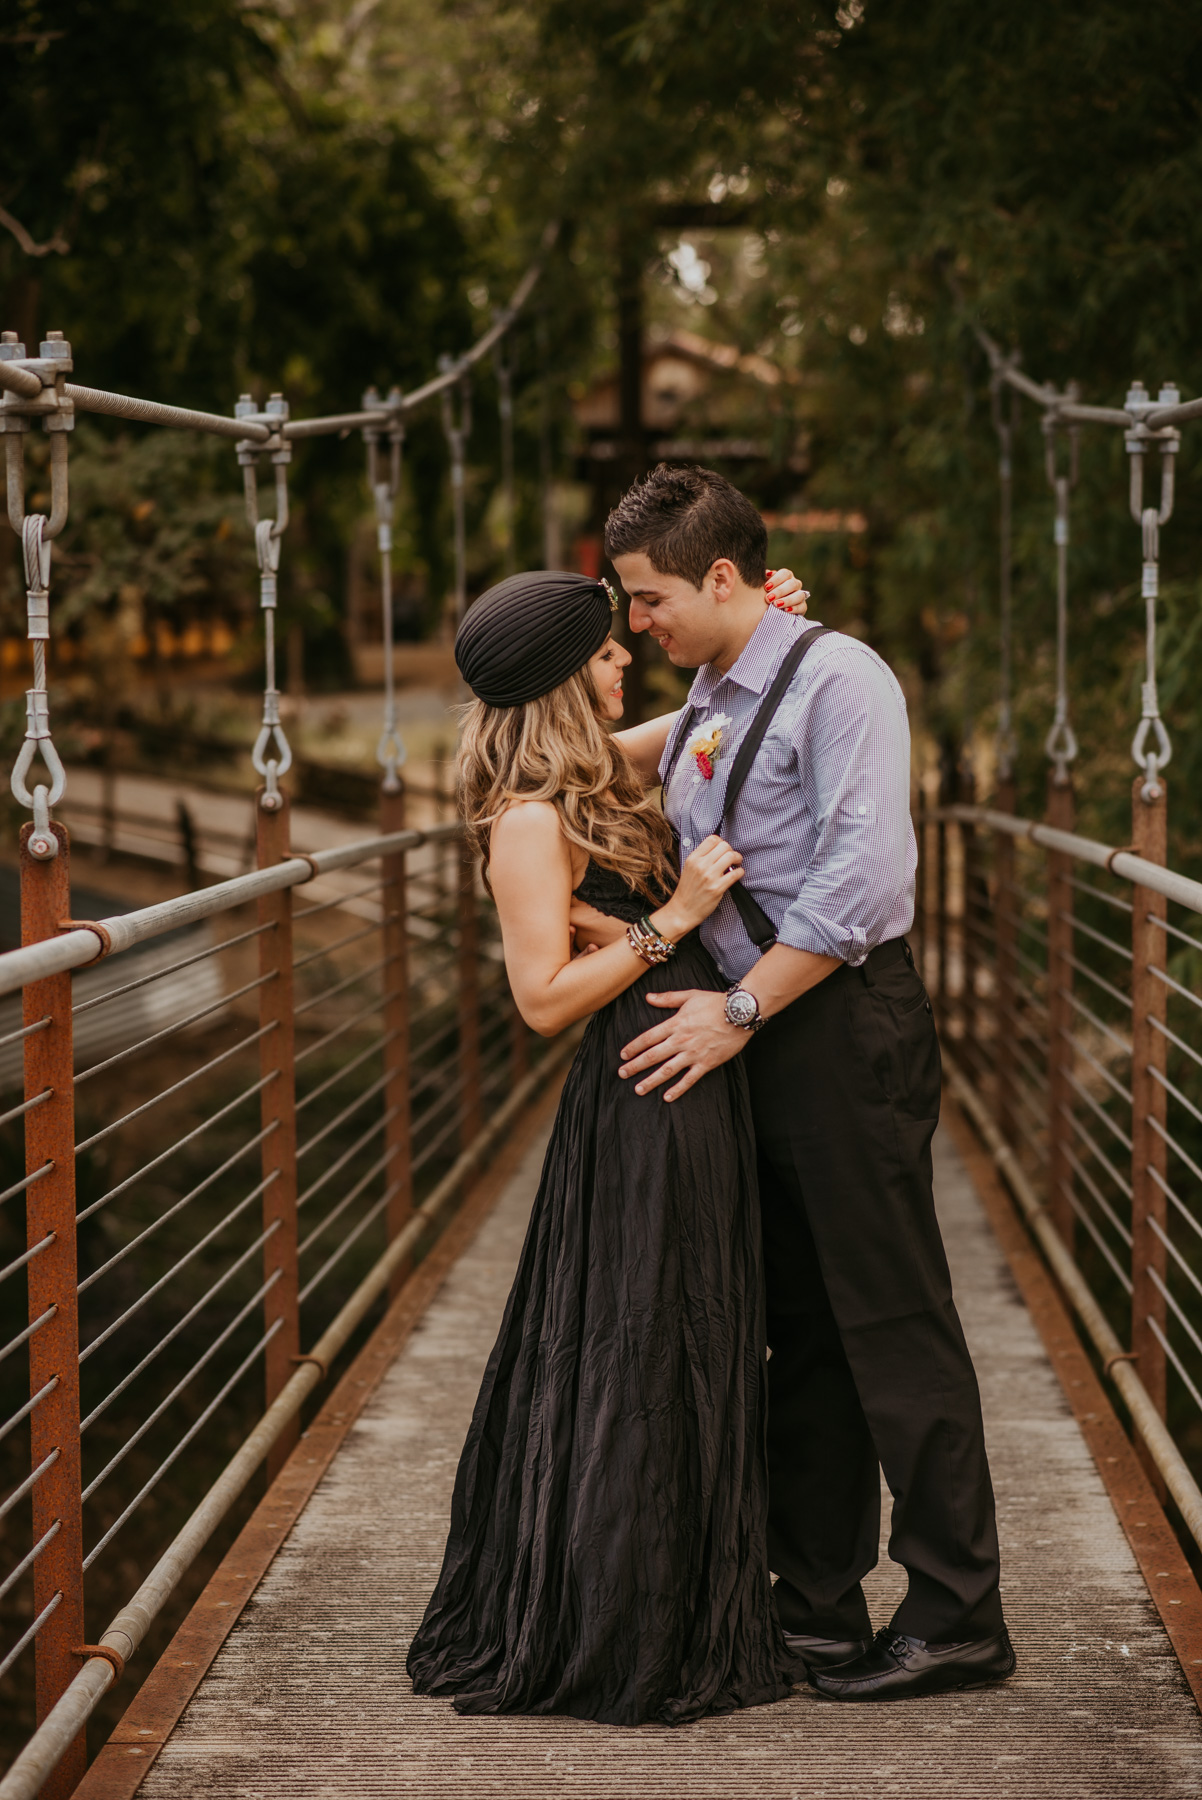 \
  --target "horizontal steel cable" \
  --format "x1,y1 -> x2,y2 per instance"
1150,962 -> 1202,1014
1057,909 -> 1132,962
0,1450 -> 59,1526
78,1121 -> 276,1289
293,879 -> 382,923
298,1142 -> 400,1258
996,963 -> 1051,1021
0,1162 -> 52,1209
1148,1164 -> 1202,1247
77,1065 -> 275,1200
410,1103 -> 469,1179
1057,1023 -> 1133,1105
1058,1177 -> 1133,1294
1150,1011 -> 1202,1075
1008,1033 -> 1051,1097
294,950 -> 400,1018
83,1320 -> 282,1571
82,1271 -> 282,1503
1063,1064 -> 1133,1151
1061,986 -> 1132,1058
1150,1063 -> 1202,1133
0,1231 -> 54,1289
1066,874 -> 1132,914
298,1179 -> 400,1305
995,905 -> 1048,949
1064,950 -> 1132,1012
296,1109 -> 393,1213
403,1001 -> 458,1050
410,1070 -> 466,1137
81,1224 -> 283,1431
408,1039 -> 464,1108
292,918 -> 383,972
1010,1102 -> 1050,1164
0,1591 -> 62,1685
295,1028 -> 394,1116
71,921 -> 274,1018
0,1377 -> 58,1451
1061,1102 -> 1134,1199
78,1183 -> 278,1364
1150,1113 -> 1202,1192
0,1307 -> 56,1372
0,1015 -> 48,1052
1147,1271 -> 1202,1391
294,995 -> 386,1067
295,1065 -> 390,1162
1148,1216 -> 1202,1312
1148,1314 -> 1202,1420
0,1520 -> 60,1606
74,970 -> 276,1087
1150,913 -> 1202,956
0,1089 -> 51,1131
1060,1133 -> 1133,1248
